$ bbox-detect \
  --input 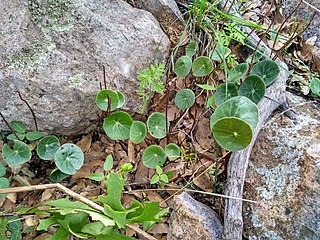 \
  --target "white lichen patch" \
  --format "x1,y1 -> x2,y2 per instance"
68,73 -> 85,88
